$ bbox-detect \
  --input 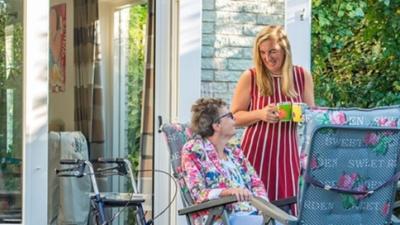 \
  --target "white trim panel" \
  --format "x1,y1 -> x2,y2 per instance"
154,1 -> 172,224
23,0 -> 49,224
285,0 -> 311,71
